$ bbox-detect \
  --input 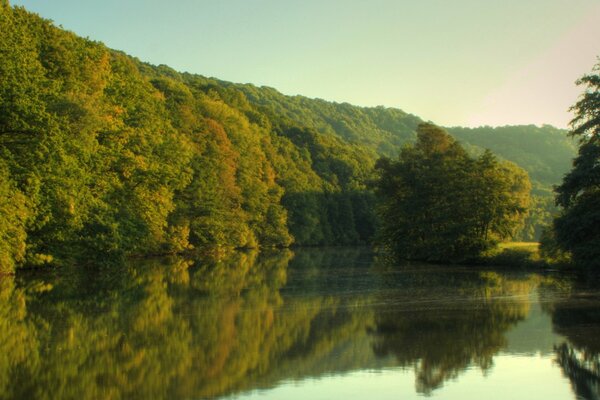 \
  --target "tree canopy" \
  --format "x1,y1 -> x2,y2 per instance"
374,124 -> 530,262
